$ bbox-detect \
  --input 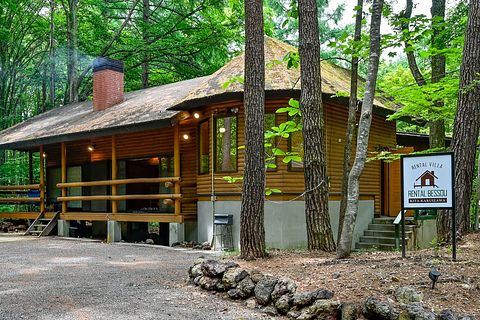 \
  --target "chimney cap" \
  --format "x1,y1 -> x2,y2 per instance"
93,57 -> 124,73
